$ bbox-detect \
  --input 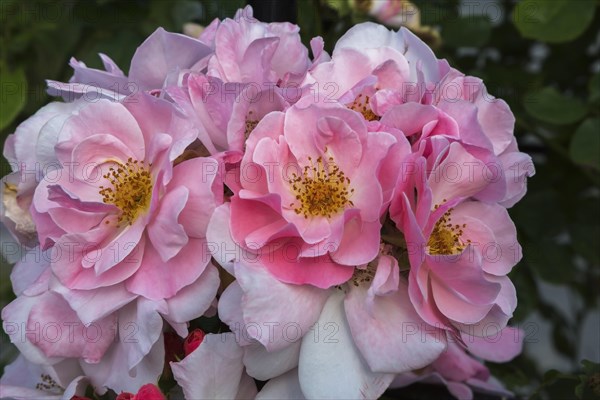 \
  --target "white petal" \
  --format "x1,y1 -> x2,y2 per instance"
298,291 -> 394,399
243,340 -> 300,380
256,368 -> 305,400
171,333 -> 245,400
